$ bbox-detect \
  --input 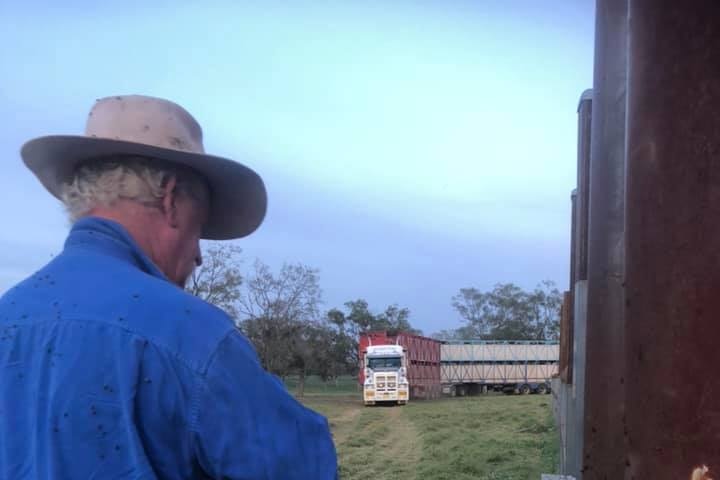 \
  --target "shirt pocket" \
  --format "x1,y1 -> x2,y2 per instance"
84,395 -> 123,444
81,395 -> 133,478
